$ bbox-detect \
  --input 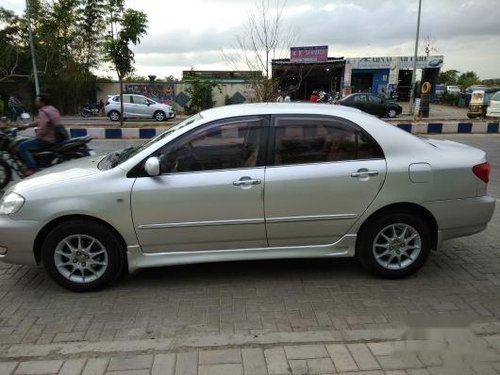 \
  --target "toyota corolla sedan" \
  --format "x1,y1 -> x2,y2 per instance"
0,103 -> 495,291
